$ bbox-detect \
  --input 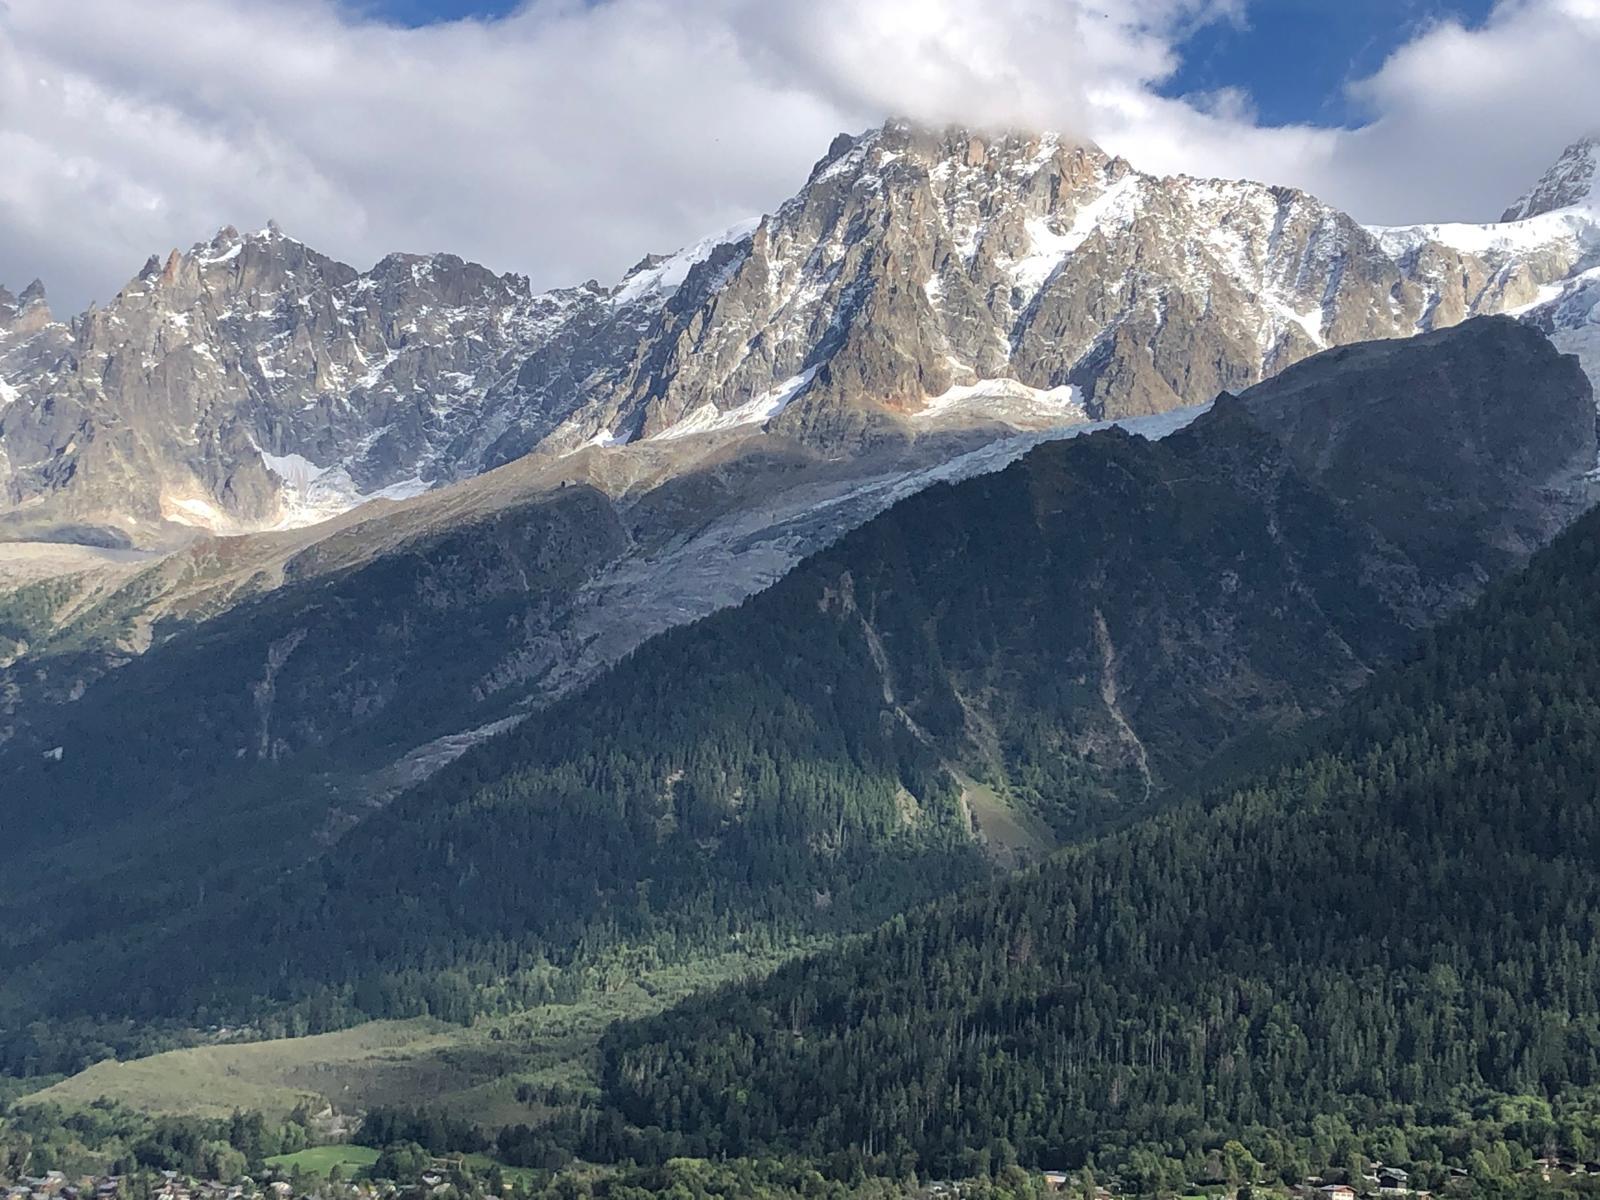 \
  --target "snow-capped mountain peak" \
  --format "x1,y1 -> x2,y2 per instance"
5,119 -> 1600,548
1504,137 -> 1600,221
